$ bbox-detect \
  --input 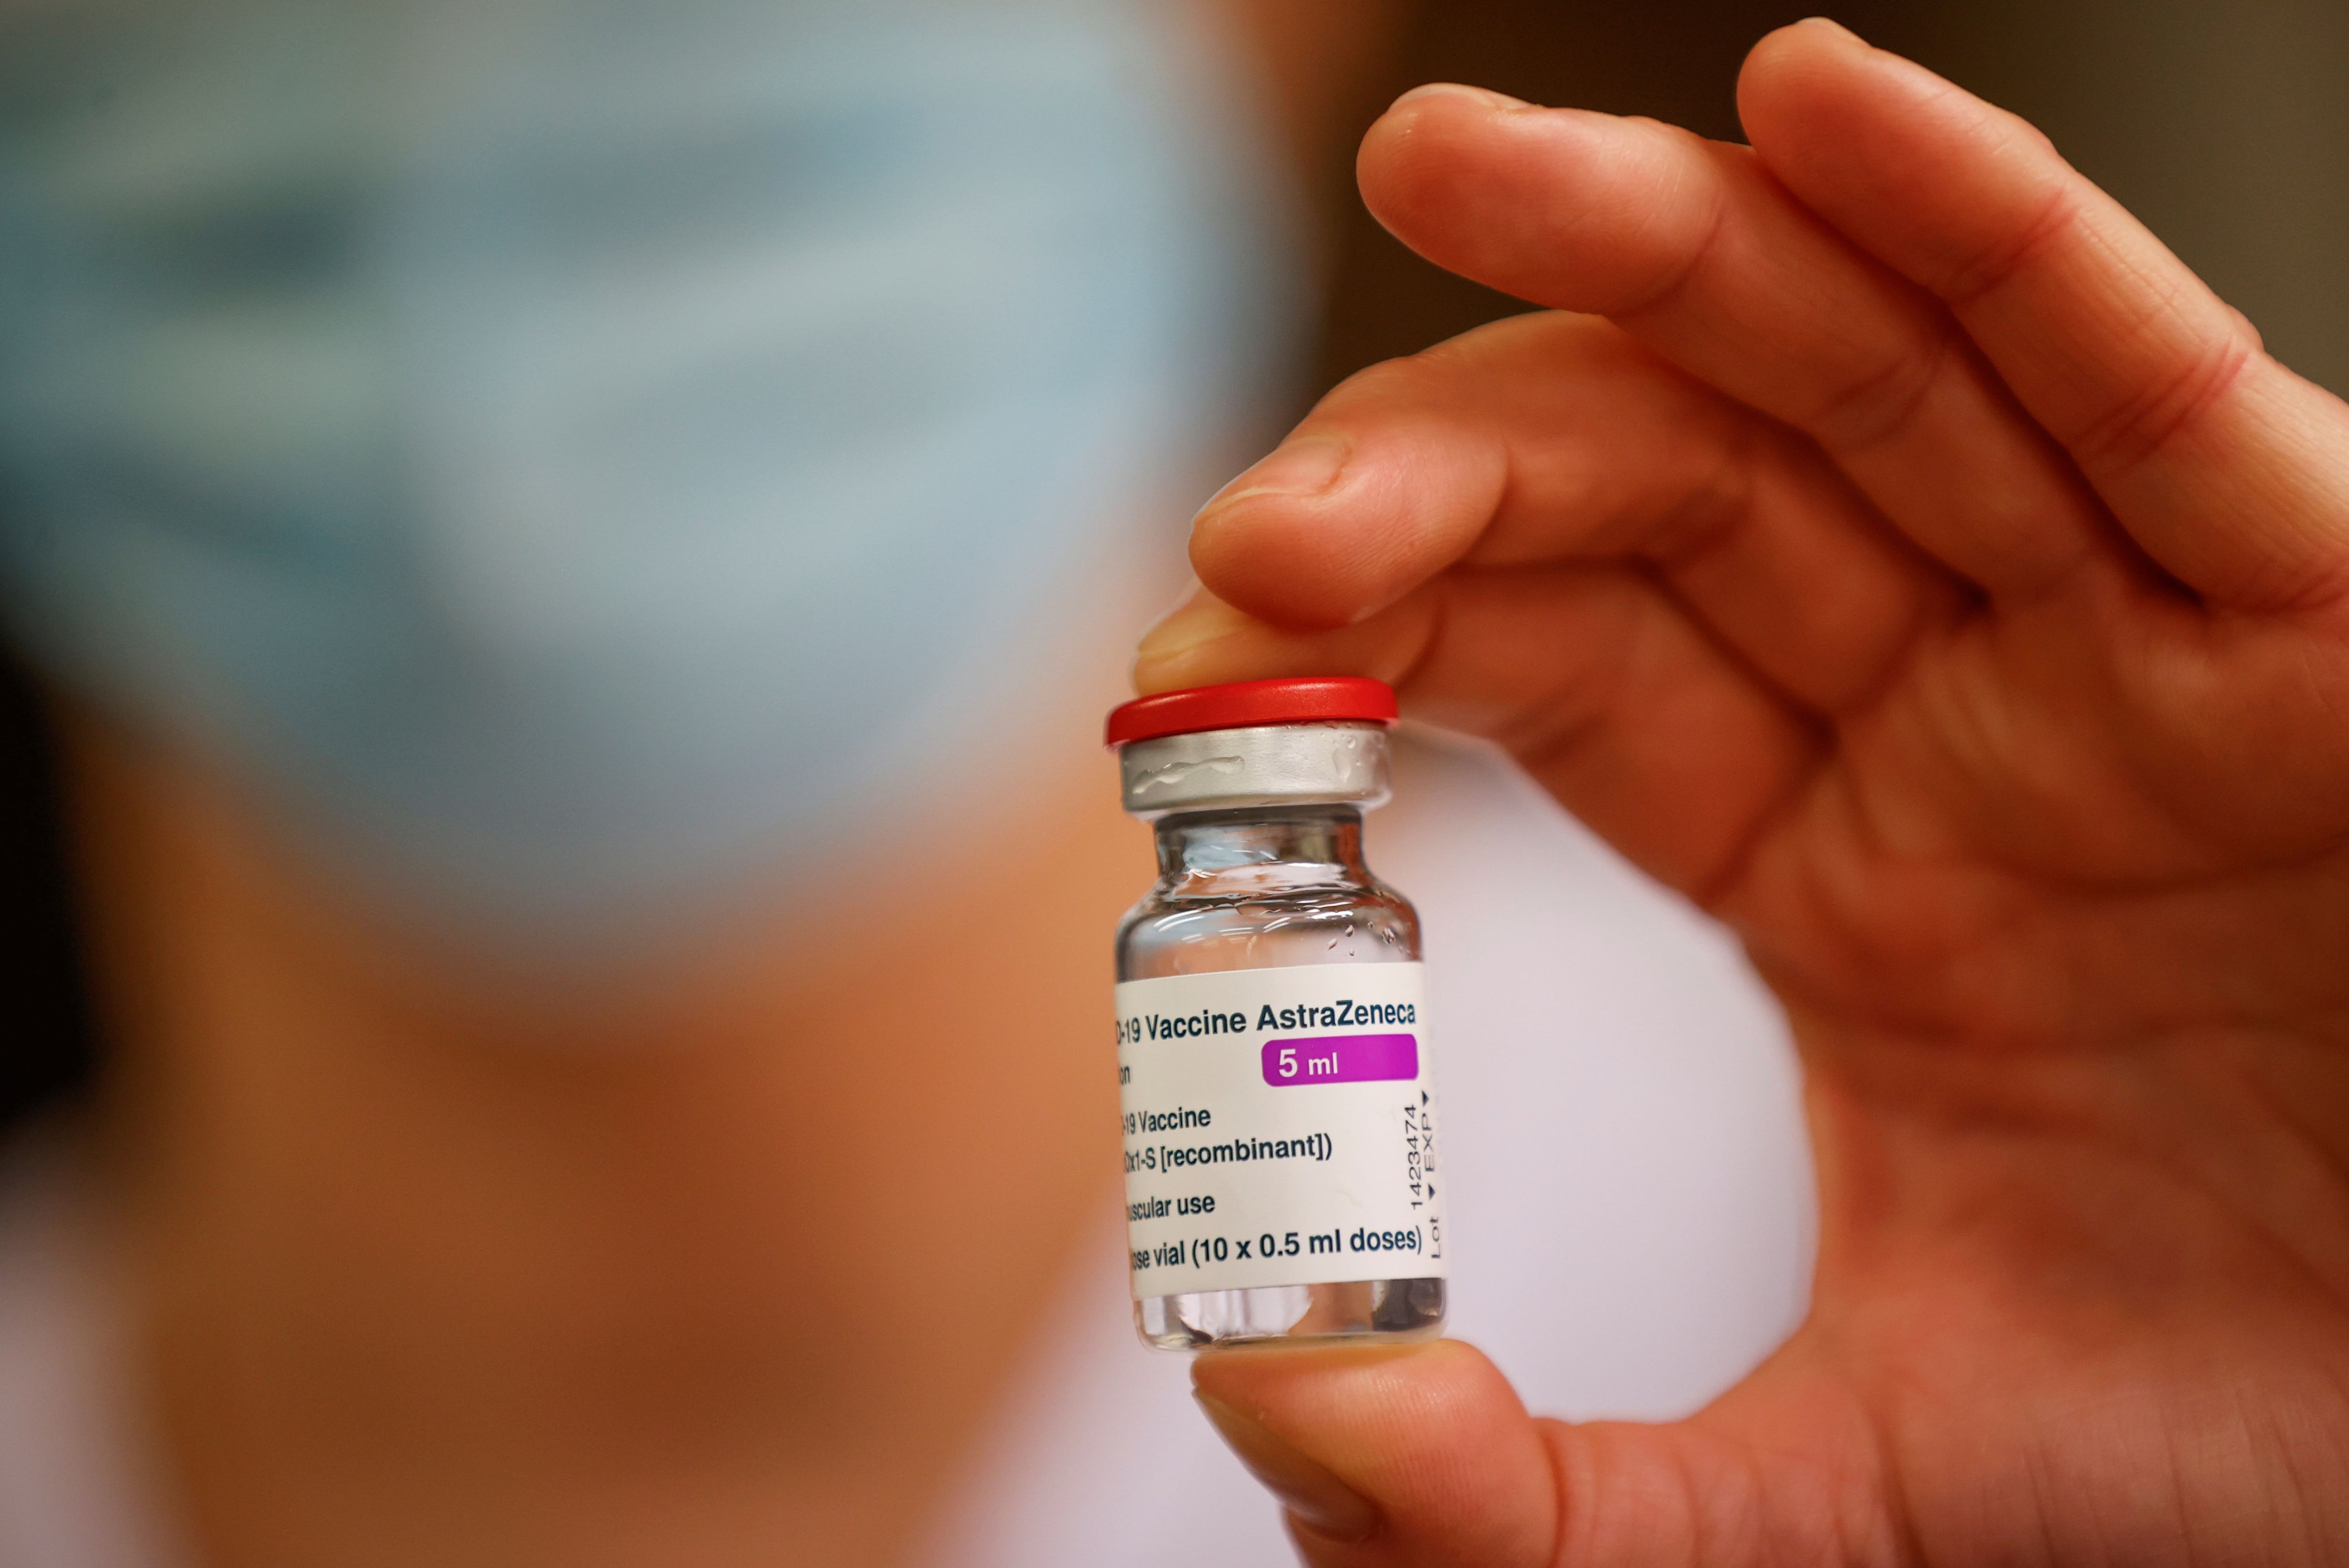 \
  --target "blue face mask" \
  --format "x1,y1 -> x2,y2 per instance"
0,0 -> 1302,931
